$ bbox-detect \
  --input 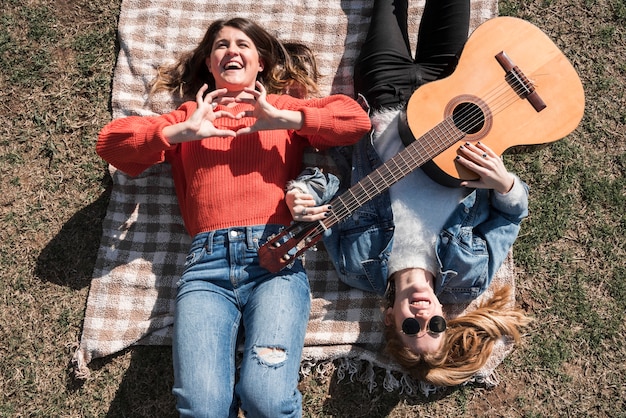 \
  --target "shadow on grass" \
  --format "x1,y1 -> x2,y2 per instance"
34,186 -> 111,290
104,346 -> 177,417
67,346 -> 177,417
70,347 -> 462,417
